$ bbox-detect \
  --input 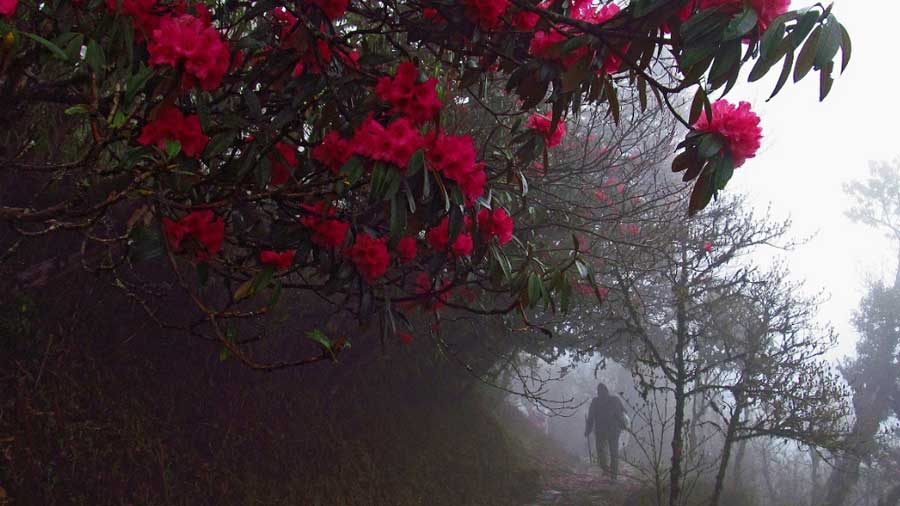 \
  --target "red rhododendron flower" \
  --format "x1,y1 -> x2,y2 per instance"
309,0 -> 349,20
291,39 -> 334,77
1,0 -> 17,16
529,3 -> 623,73
414,272 -> 452,310
260,249 -> 296,271
620,223 -> 641,236
312,131 -> 354,174
312,219 -> 350,248
426,132 -> 486,204
700,0 -> 791,32
395,237 -> 418,264
423,7 -> 443,22
398,332 -> 413,344
148,14 -> 230,91
299,202 -> 349,248
105,0 -> 177,39
269,142 -> 298,185
512,9 -> 539,30
527,113 -> 566,148
426,217 -> 474,257
692,99 -> 762,168
353,116 -> 424,169
163,210 -> 225,261
299,201 -> 335,228
138,106 -> 209,158
346,234 -> 390,282
462,0 -> 509,29
375,62 -> 442,125
477,208 -> 514,245
703,241 -> 713,253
